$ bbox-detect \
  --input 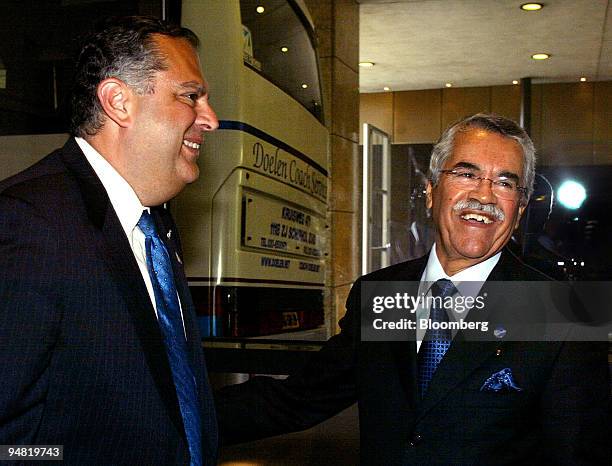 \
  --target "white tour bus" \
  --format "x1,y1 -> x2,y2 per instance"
0,0 -> 329,341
